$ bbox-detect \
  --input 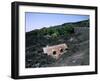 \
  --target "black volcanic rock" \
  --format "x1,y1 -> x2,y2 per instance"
25,20 -> 89,68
